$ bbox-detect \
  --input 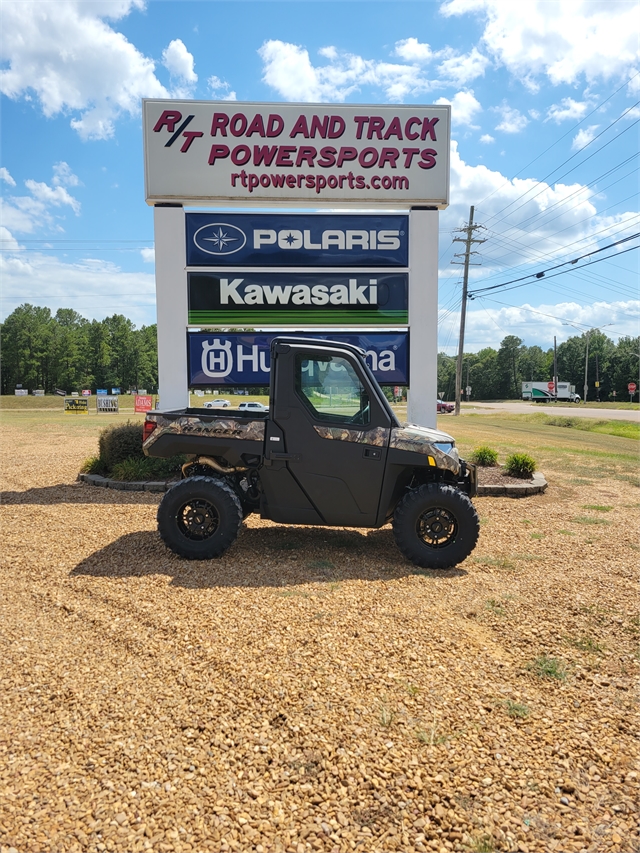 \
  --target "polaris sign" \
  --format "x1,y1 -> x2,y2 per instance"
188,332 -> 408,386
186,213 -> 408,267
188,272 -> 408,326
